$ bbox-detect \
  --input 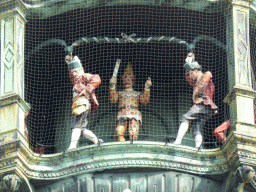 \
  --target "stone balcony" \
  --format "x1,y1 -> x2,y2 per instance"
1,124 -> 256,191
